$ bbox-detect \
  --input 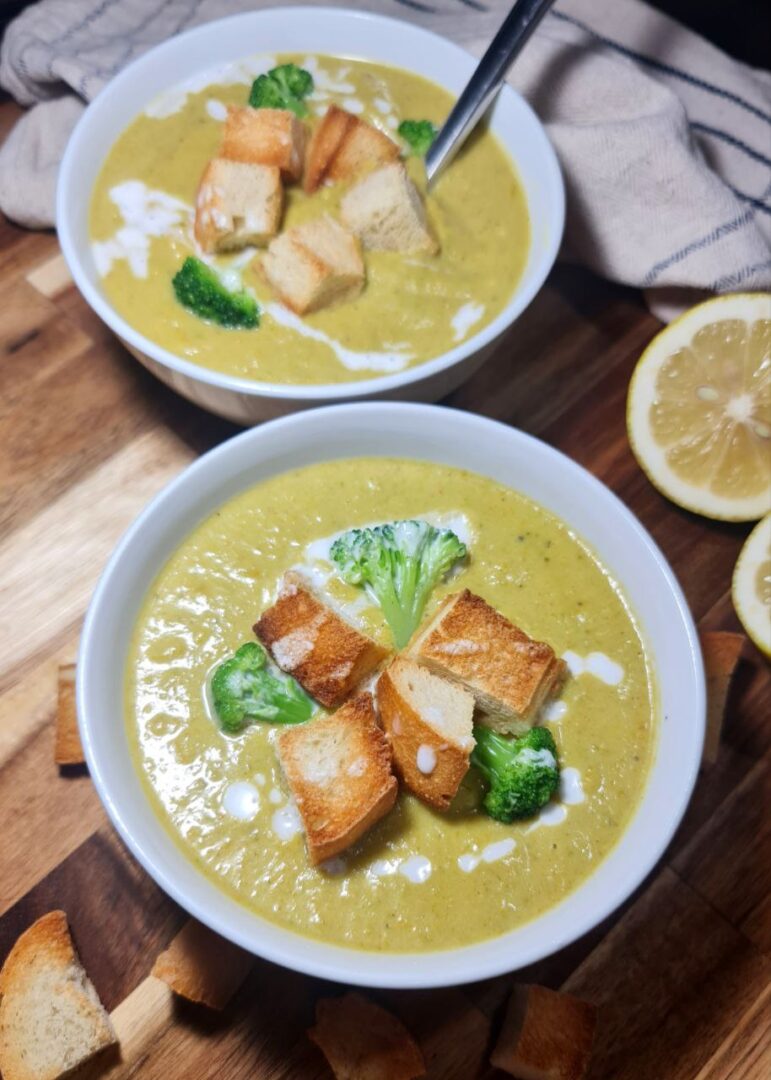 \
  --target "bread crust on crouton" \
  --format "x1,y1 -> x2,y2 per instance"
222,106 -> 306,182
278,694 -> 398,864
411,590 -> 566,735
0,911 -> 116,1080
151,919 -> 253,1011
261,215 -> 365,315
340,162 -> 438,255
309,992 -> 426,1079
491,984 -> 597,1080
194,158 -> 283,253
304,105 -> 356,192
377,658 -> 475,811
254,572 -> 388,707
304,106 -> 400,192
